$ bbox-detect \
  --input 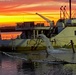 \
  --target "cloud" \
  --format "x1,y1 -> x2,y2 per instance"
0,0 -> 76,15
6,1 -> 67,10
0,0 -> 76,9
